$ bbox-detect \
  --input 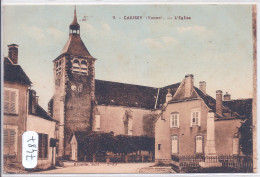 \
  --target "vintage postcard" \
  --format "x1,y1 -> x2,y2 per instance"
1,3 -> 257,175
